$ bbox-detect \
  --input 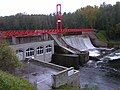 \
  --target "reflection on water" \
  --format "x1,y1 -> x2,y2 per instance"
80,49 -> 120,90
